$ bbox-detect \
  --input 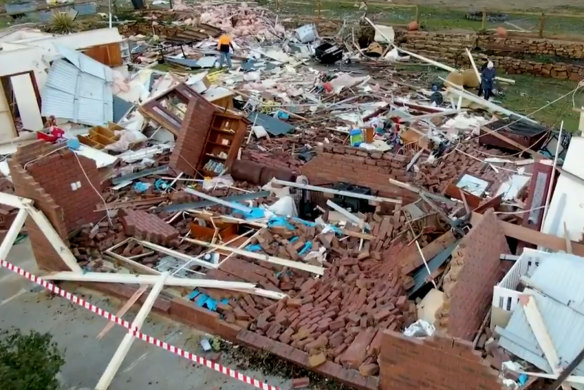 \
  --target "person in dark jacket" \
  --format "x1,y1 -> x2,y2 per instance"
480,61 -> 496,100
